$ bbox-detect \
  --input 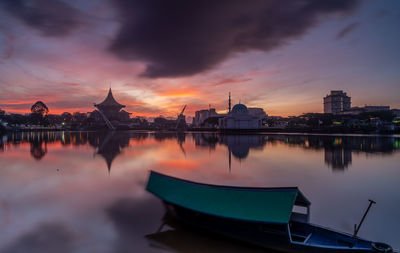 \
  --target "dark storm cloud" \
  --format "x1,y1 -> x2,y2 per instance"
336,22 -> 359,39
1,0 -> 80,36
109,0 -> 359,78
